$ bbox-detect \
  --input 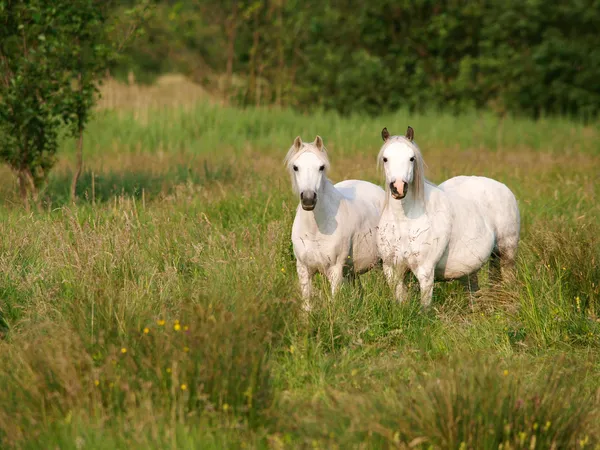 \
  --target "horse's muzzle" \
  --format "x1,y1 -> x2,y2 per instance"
390,181 -> 407,199
301,191 -> 317,210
